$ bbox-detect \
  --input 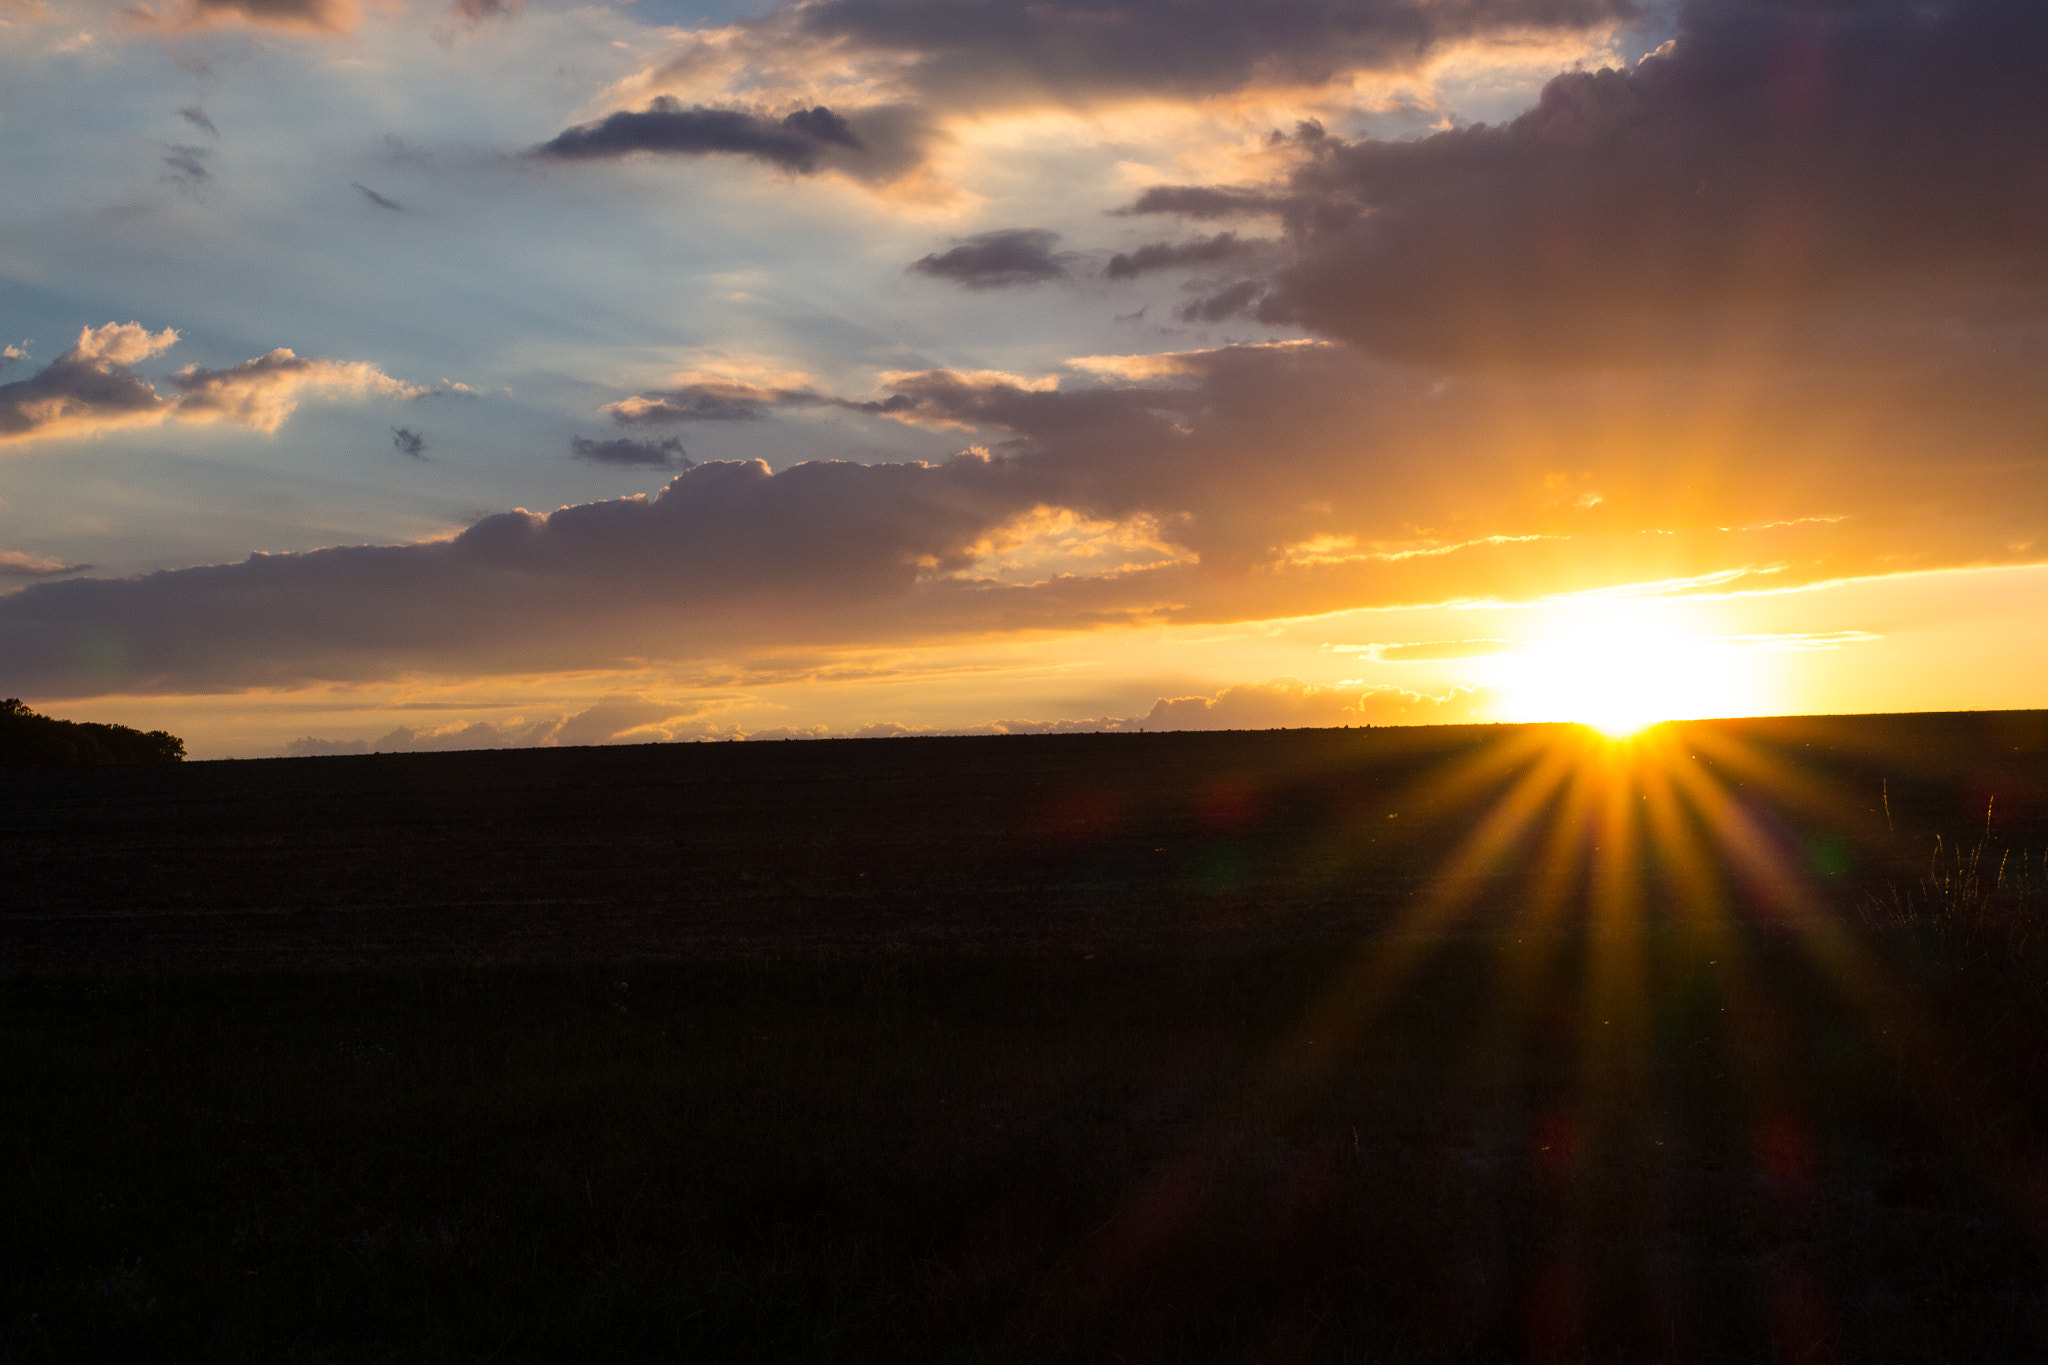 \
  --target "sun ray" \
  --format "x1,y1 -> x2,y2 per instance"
1036,703 -> 2045,1340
